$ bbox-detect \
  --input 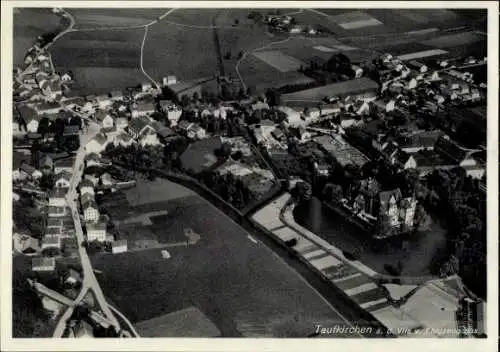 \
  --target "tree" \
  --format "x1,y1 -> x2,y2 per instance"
192,92 -> 200,101
37,117 -> 51,136
325,53 -> 353,77
180,94 -> 190,107
439,255 -> 460,278
238,51 -> 244,60
12,268 -> 50,337
265,89 -> 281,106
68,116 -> 82,129
292,181 -> 312,202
